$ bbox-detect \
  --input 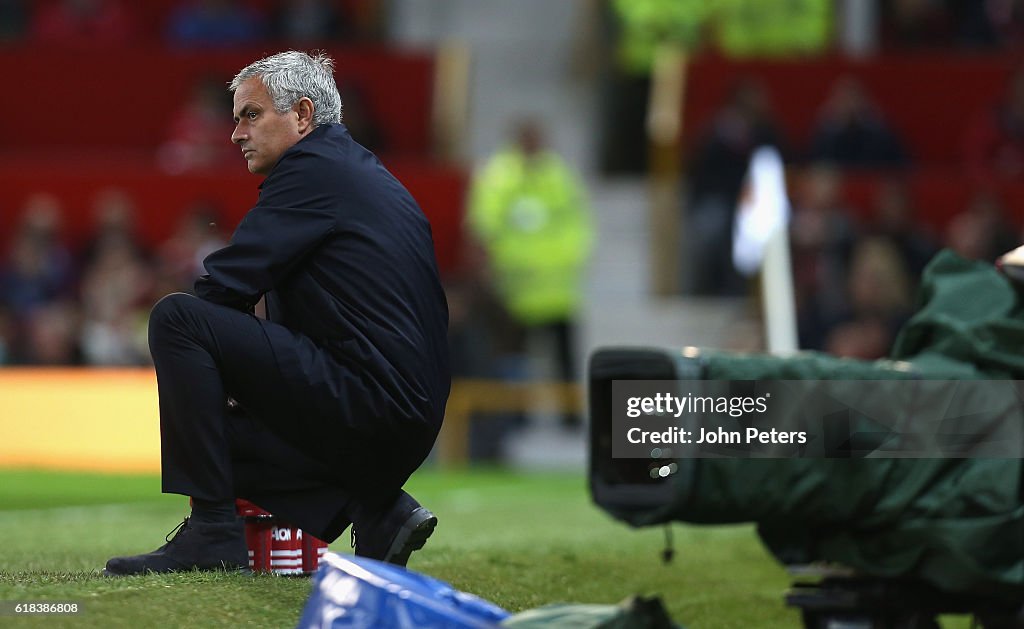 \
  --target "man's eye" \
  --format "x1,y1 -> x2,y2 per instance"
248,111 -> 258,120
